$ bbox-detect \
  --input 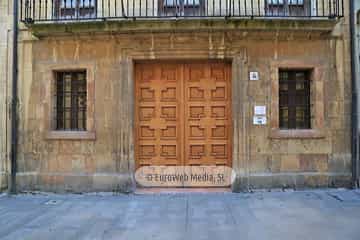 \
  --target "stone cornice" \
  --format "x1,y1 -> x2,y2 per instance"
23,18 -> 341,38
